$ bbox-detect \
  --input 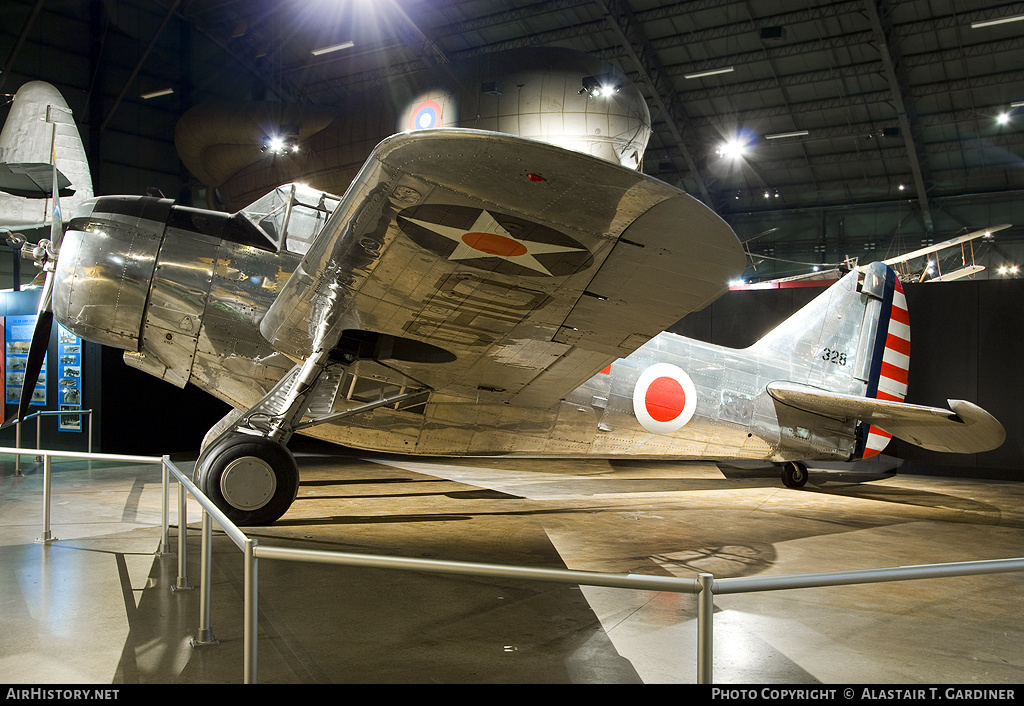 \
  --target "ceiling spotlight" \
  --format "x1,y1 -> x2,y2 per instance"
579,75 -> 622,98
262,134 -> 298,155
716,139 -> 750,160
898,184 -> 905,191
